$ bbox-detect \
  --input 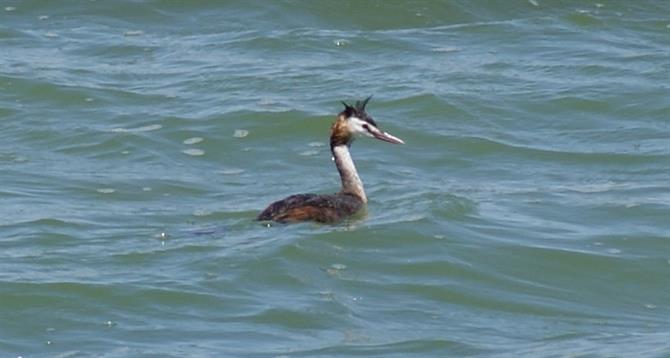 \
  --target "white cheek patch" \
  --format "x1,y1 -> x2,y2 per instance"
348,117 -> 374,137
